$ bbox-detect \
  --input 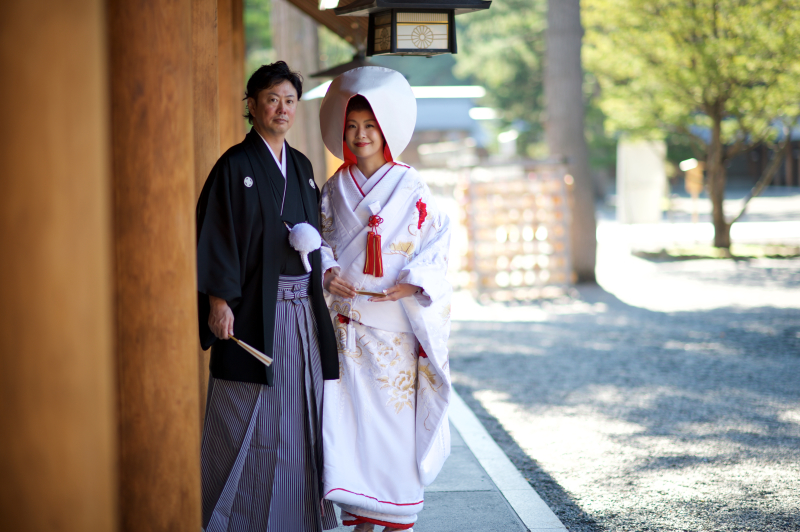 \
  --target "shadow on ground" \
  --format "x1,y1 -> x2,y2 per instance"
450,283 -> 800,532
455,383 -> 605,532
